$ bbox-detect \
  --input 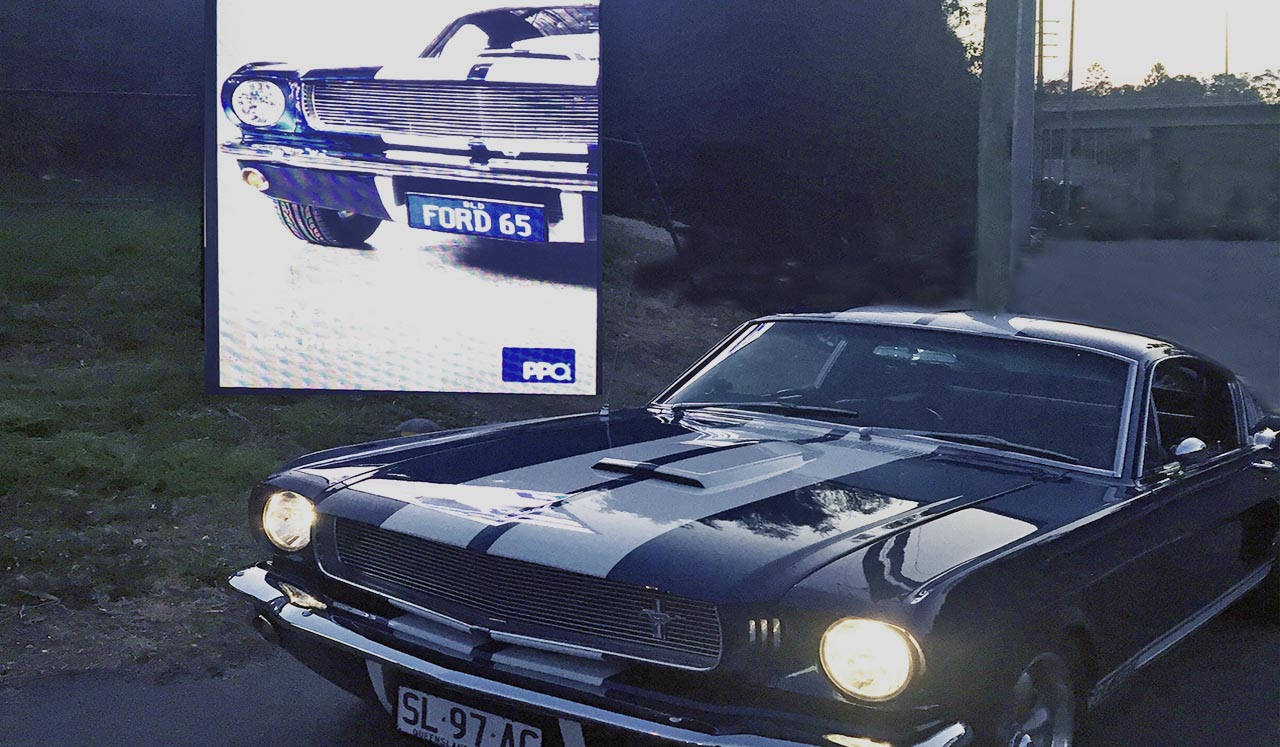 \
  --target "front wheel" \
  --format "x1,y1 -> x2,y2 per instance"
274,200 -> 381,248
983,649 -> 1087,747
